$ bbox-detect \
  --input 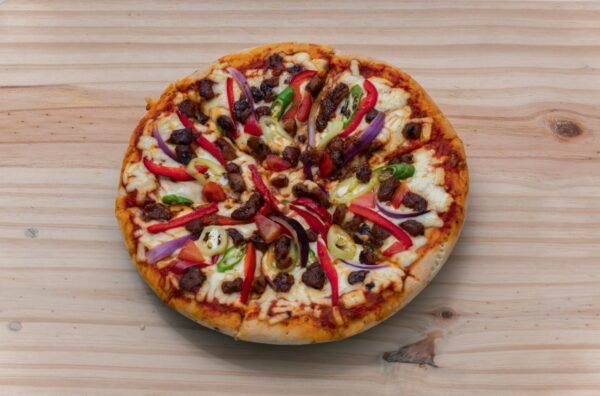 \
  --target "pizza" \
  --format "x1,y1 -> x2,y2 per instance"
115,42 -> 468,344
